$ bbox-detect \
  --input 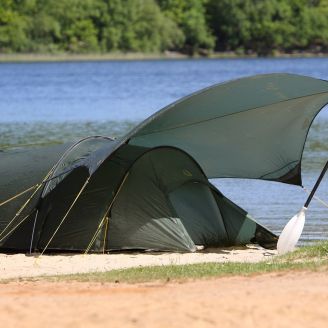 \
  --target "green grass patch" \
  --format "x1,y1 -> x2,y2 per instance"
46,241 -> 328,284
0,52 -> 188,63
